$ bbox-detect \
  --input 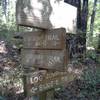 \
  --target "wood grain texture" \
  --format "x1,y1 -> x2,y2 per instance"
21,49 -> 67,71
23,28 -> 66,50
16,0 -> 53,29
16,0 -> 77,33
26,70 -> 76,96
